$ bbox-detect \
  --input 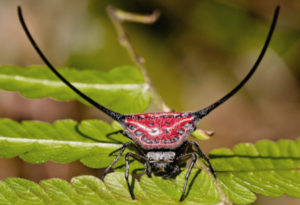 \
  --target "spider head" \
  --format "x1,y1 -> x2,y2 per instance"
146,151 -> 178,175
